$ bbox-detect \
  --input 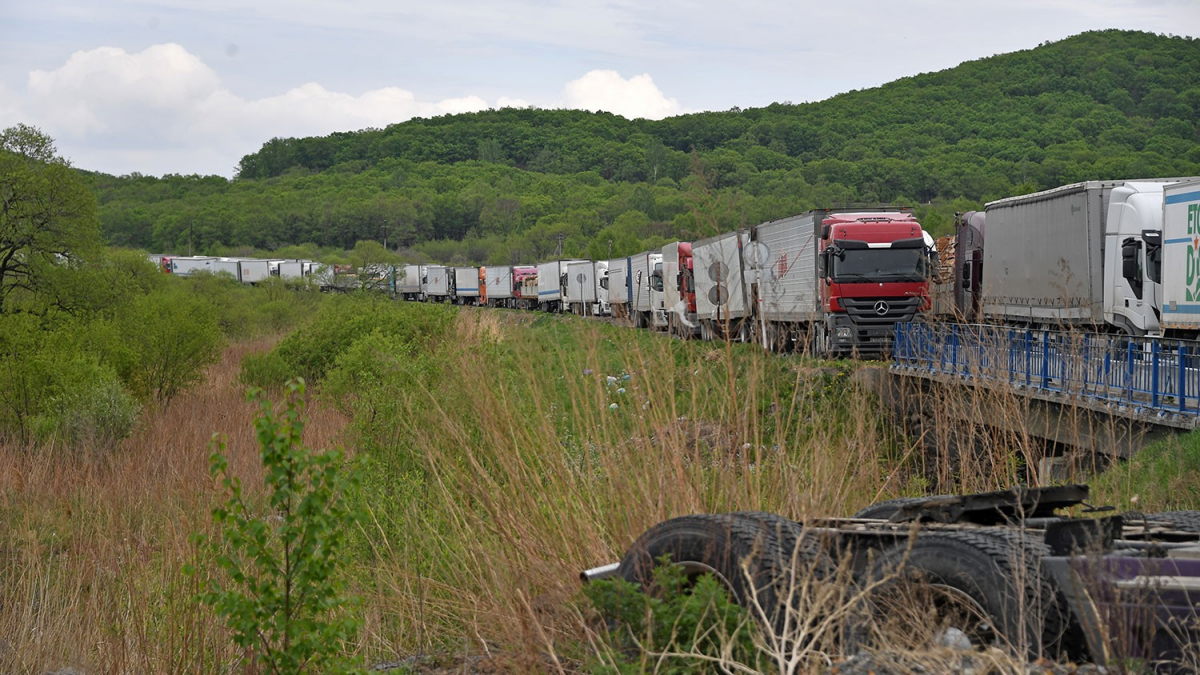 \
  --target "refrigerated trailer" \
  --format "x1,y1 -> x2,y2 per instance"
238,259 -> 271,284
423,265 -> 453,302
564,260 -> 597,315
605,257 -> 631,319
277,260 -> 308,280
693,230 -> 750,340
453,266 -> 480,305
398,264 -> 425,300
536,260 -> 585,312
167,256 -> 217,276
485,265 -> 514,307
